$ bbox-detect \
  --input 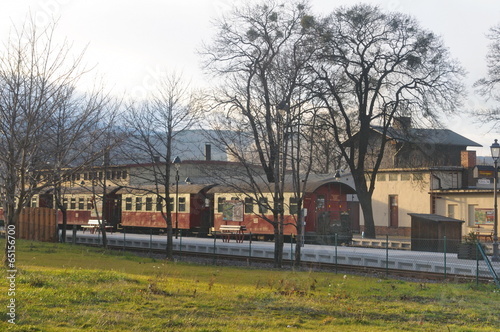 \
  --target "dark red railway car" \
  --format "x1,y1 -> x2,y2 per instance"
210,179 -> 358,241
119,184 -> 215,235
